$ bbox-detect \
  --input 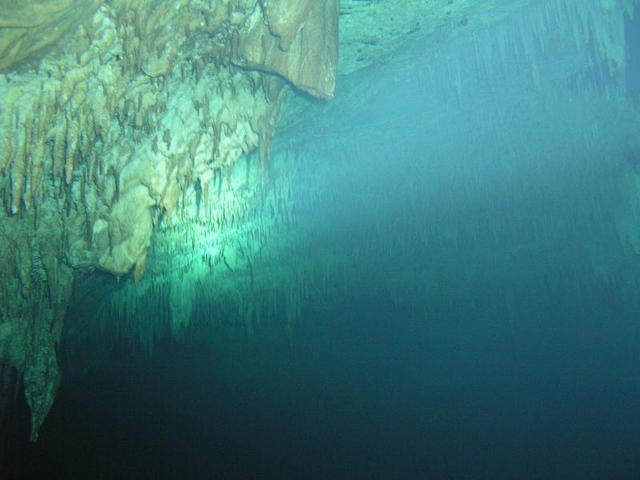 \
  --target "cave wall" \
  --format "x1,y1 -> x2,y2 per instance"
0,0 -> 338,441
